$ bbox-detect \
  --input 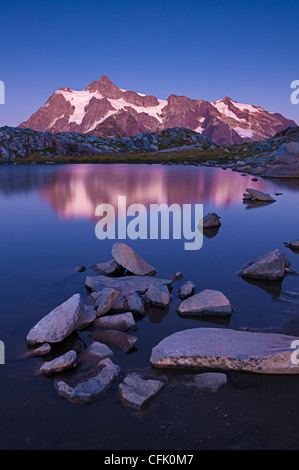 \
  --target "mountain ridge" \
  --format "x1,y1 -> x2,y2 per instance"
19,76 -> 297,146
